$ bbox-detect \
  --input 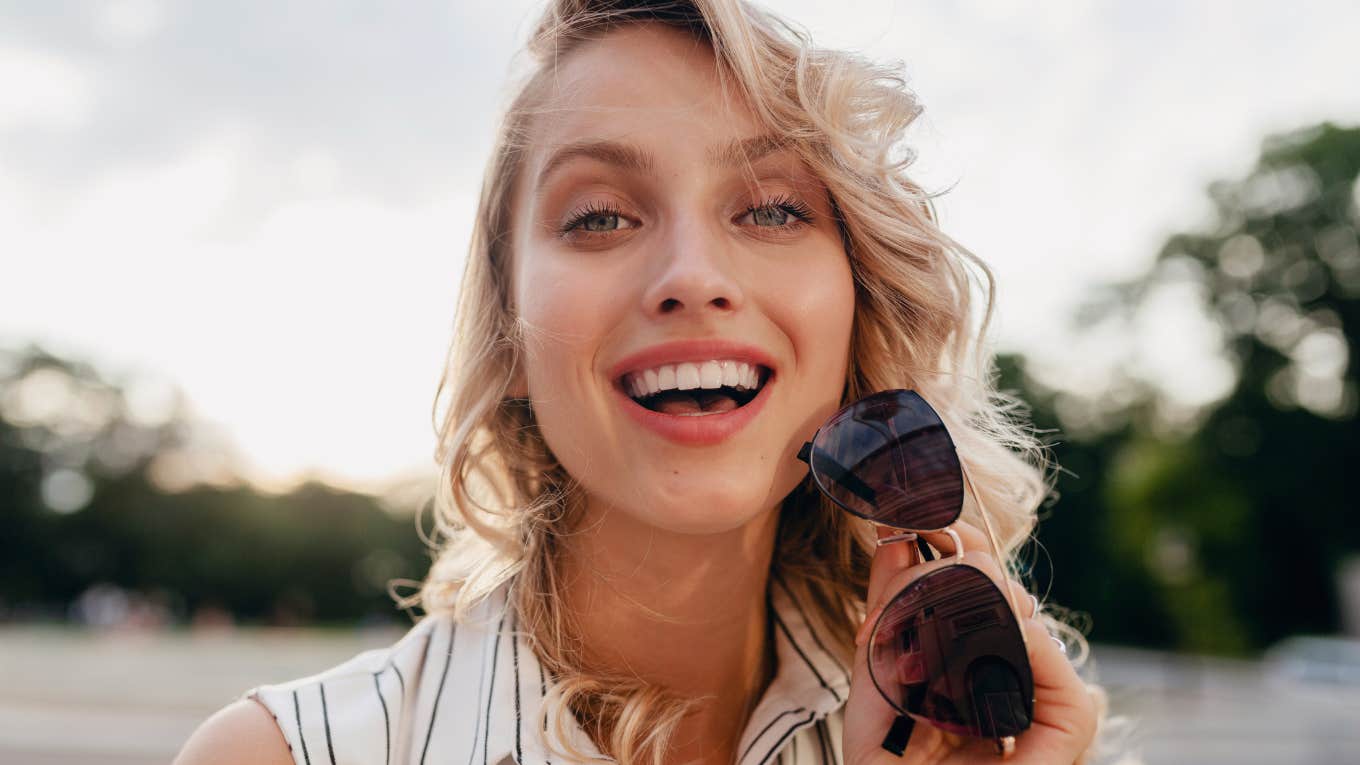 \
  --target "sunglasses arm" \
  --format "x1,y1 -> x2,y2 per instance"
958,460 -> 1031,650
